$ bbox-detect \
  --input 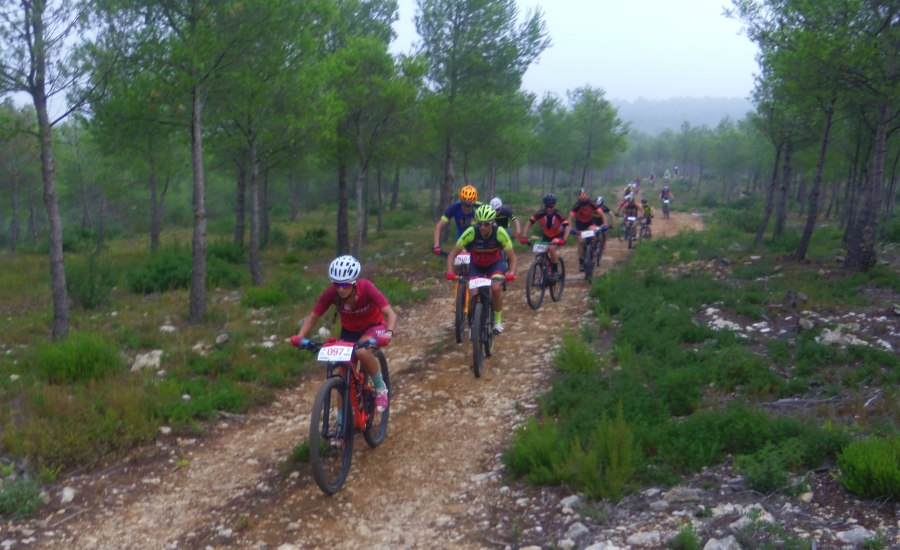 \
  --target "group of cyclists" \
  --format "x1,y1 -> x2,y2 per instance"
288,180 -> 677,413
